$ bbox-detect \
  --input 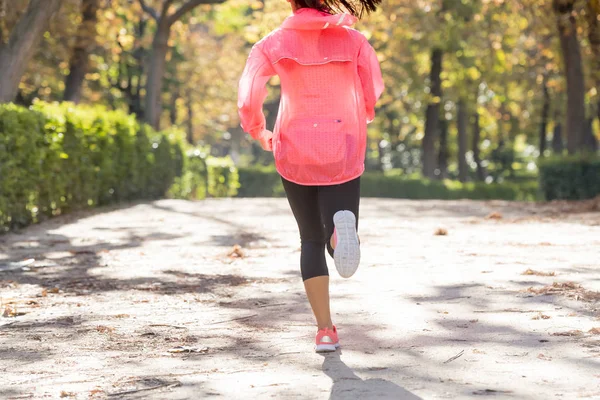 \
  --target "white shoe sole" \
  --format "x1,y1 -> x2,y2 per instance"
315,343 -> 340,353
333,210 -> 360,278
